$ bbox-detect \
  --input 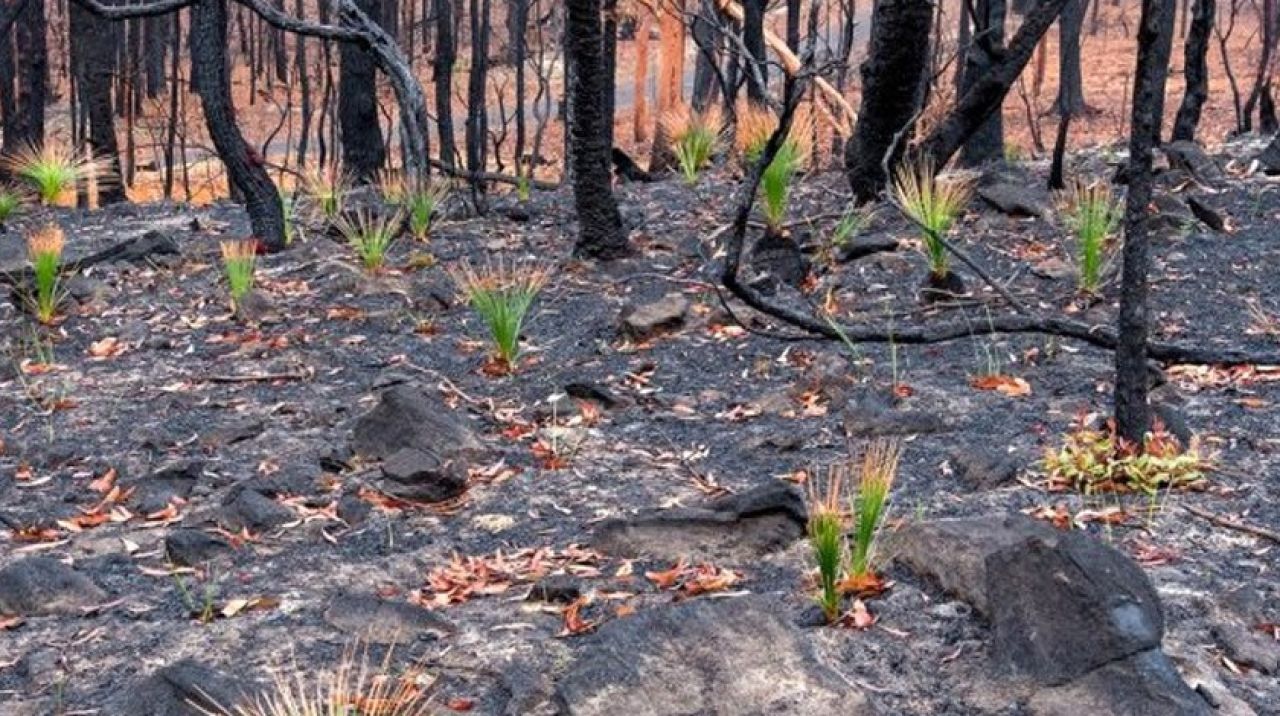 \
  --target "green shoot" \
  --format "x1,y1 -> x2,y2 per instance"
516,172 -> 531,203
893,160 -> 973,278
302,166 -> 352,220
26,224 -> 65,324
806,469 -> 846,624
281,195 -> 302,246
377,168 -> 408,206
335,209 -> 401,272
760,139 -> 806,232
4,141 -> 108,206
664,104 -> 722,185
219,239 -> 258,307
0,184 -> 23,223
1059,180 -> 1121,296
830,207 -> 868,249
447,258 -> 552,371
848,439 -> 901,580
405,181 -> 449,242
